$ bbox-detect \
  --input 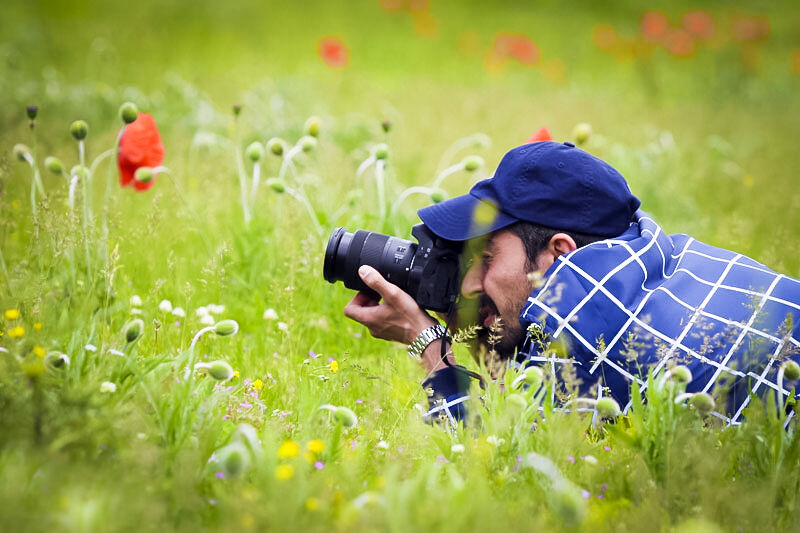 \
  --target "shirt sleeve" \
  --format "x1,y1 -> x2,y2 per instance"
421,365 -> 473,425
